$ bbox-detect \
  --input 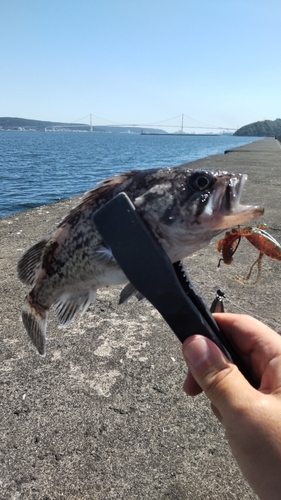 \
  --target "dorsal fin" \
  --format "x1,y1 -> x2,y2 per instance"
60,171 -> 139,226
17,238 -> 48,285
53,290 -> 96,327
